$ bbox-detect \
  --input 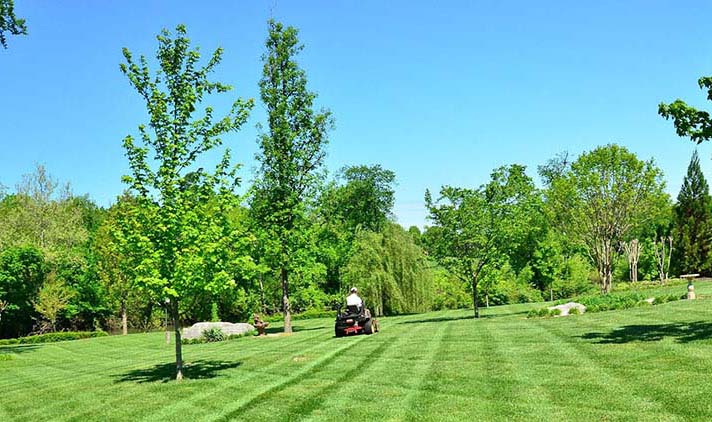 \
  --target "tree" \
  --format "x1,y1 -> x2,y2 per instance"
33,273 -> 74,333
332,165 -> 396,232
342,223 -> 433,316
0,0 -> 26,48
95,195 -> 149,335
425,165 -> 537,317
252,20 -> 333,333
546,145 -> 667,293
120,25 -> 253,380
672,150 -> 712,275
